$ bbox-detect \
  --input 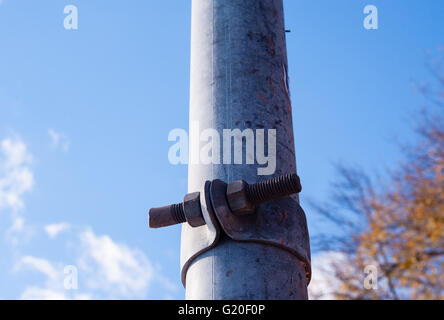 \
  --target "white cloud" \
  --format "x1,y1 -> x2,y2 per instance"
16,256 -> 59,281
9,215 -> 25,233
48,129 -> 70,153
0,136 -> 176,300
20,287 -> 92,300
14,255 -> 68,300
308,251 -> 349,300
0,138 -> 34,244
21,287 -> 67,300
78,229 -> 155,298
15,228 -> 177,300
73,293 -> 93,300
45,222 -> 71,239
15,255 -> 89,300
0,138 -> 34,212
